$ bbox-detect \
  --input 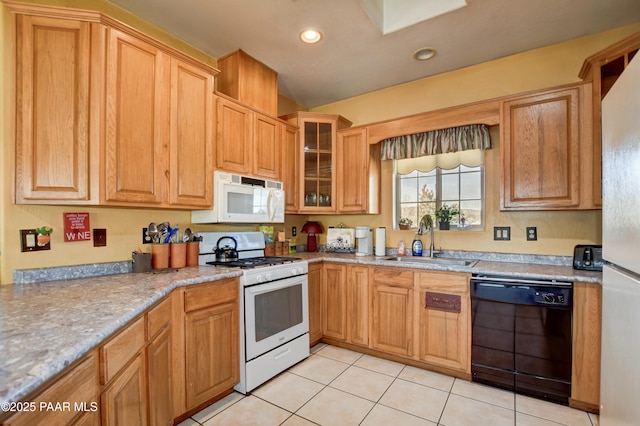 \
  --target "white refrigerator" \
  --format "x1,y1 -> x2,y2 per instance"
600,53 -> 640,425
